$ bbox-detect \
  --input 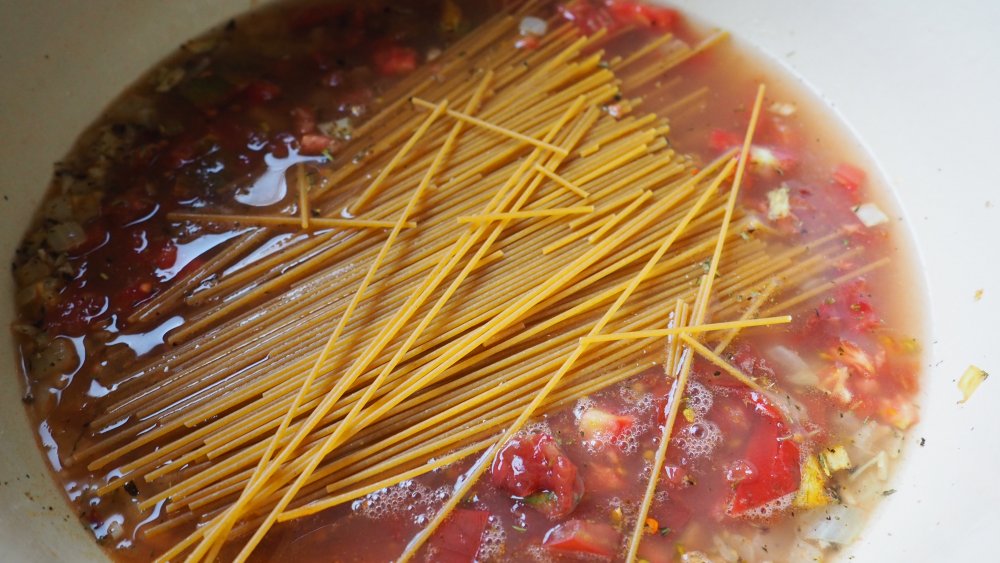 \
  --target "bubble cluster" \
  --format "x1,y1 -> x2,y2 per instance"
685,380 -> 714,416
352,480 -> 450,524
611,422 -> 648,454
738,491 -> 795,520
672,419 -> 721,458
622,391 -> 657,417
526,545 -> 555,562
523,420 -> 552,437
475,517 -> 507,561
